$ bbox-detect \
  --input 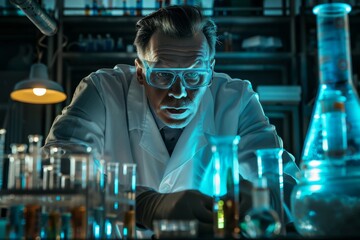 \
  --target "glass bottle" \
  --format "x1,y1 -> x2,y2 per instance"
0,129 -> 5,190
302,3 -> 360,165
255,148 -> 286,235
44,146 -> 63,189
28,134 -> 43,189
119,163 -> 136,239
105,162 -> 121,239
207,134 -> 240,238
8,144 -> 29,189
6,205 -> 24,239
242,177 -> 281,238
